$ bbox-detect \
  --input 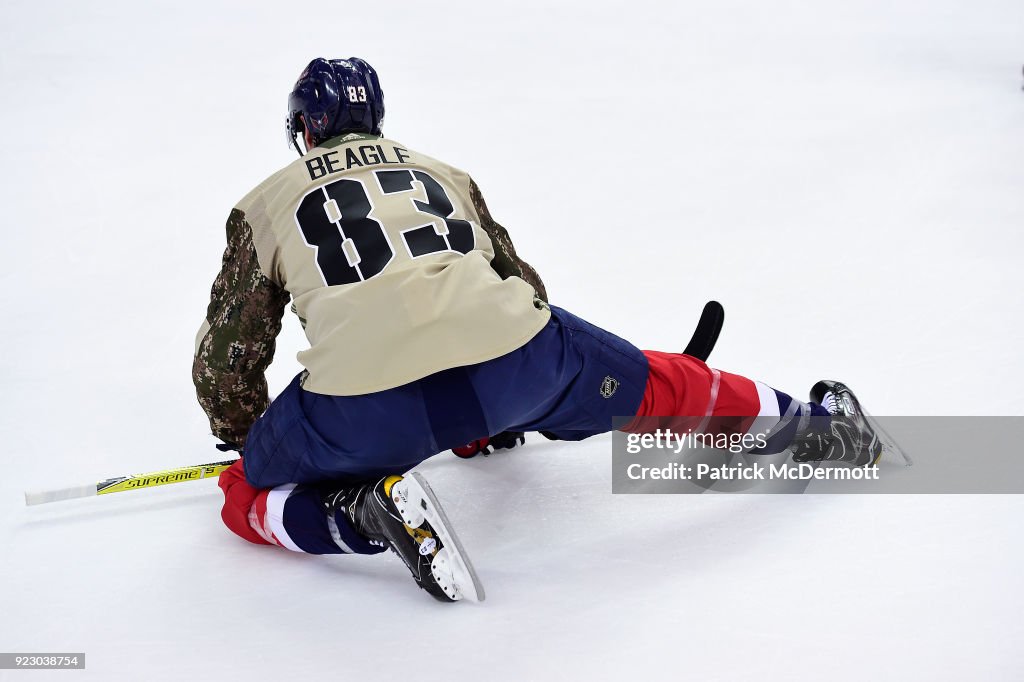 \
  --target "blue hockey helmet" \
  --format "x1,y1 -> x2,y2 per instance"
286,57 -> 385,154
